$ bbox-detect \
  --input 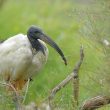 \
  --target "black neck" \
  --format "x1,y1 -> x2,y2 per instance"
27,35 -> 45,55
